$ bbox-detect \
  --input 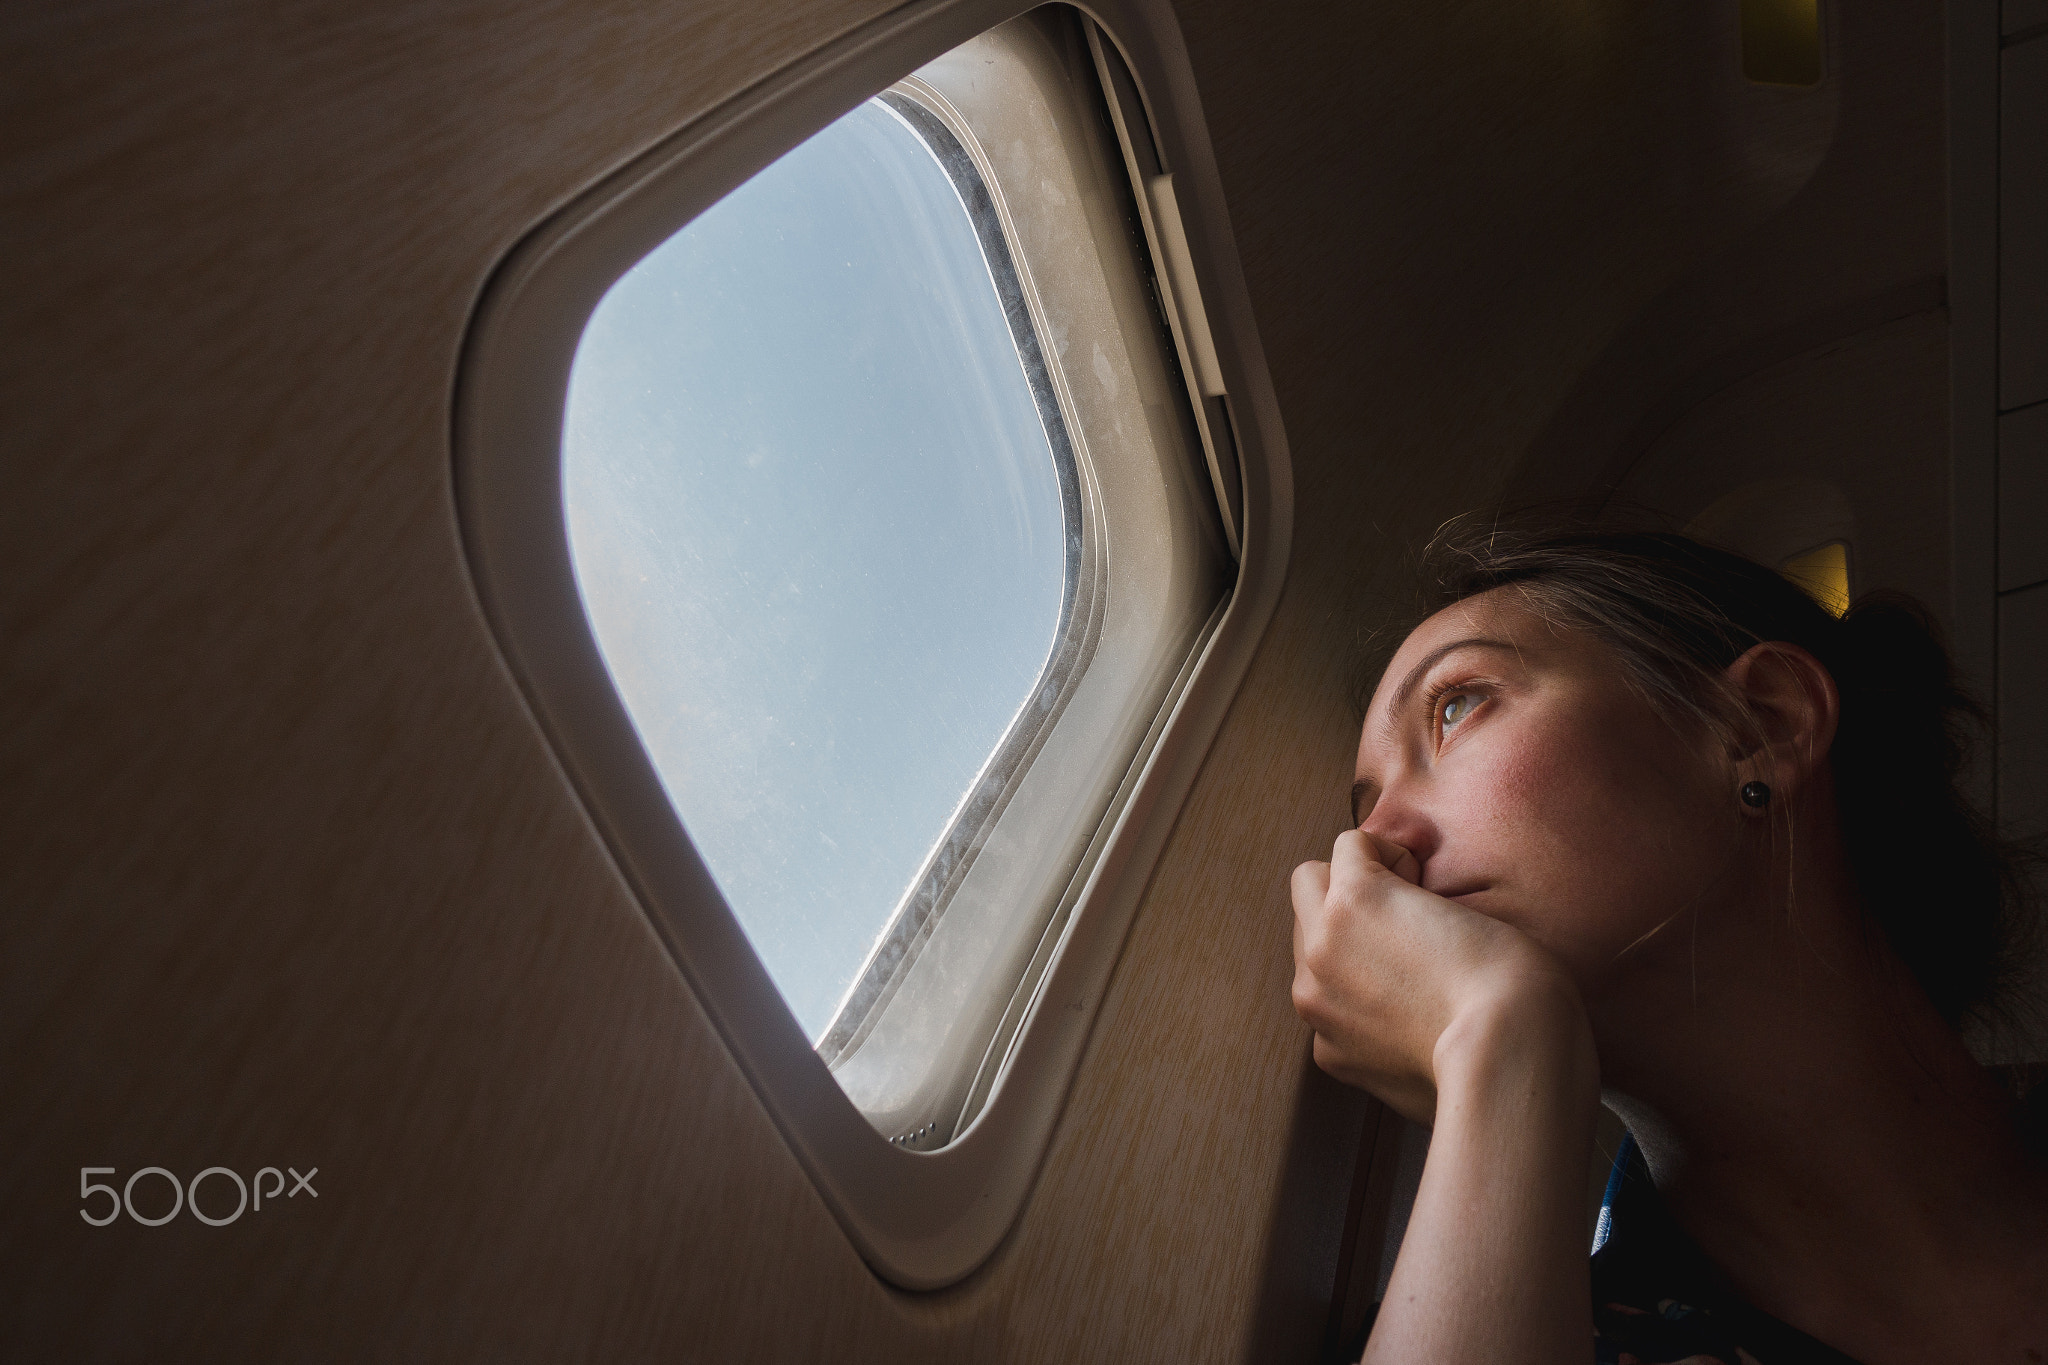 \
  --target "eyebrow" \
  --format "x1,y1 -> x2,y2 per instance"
1350,636 -> 1516,826
1386,636 -> 1517,714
